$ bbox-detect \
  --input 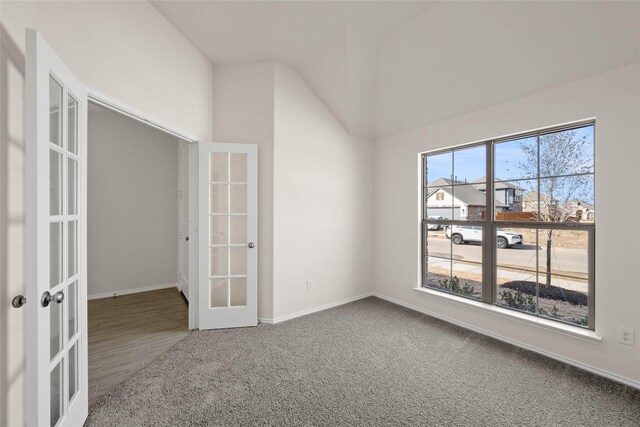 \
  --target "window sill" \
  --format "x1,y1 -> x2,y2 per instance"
412,286 -> 602,344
